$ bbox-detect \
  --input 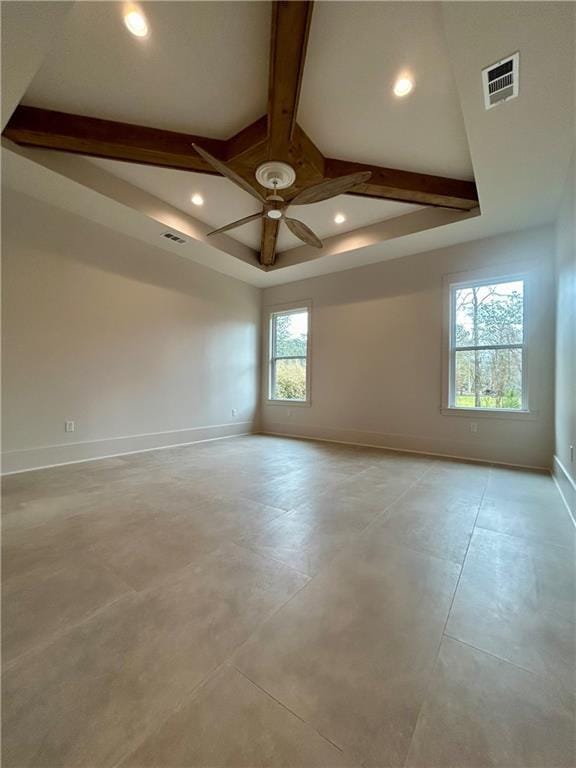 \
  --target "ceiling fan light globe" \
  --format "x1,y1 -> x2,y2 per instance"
267,209 -> 283,220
